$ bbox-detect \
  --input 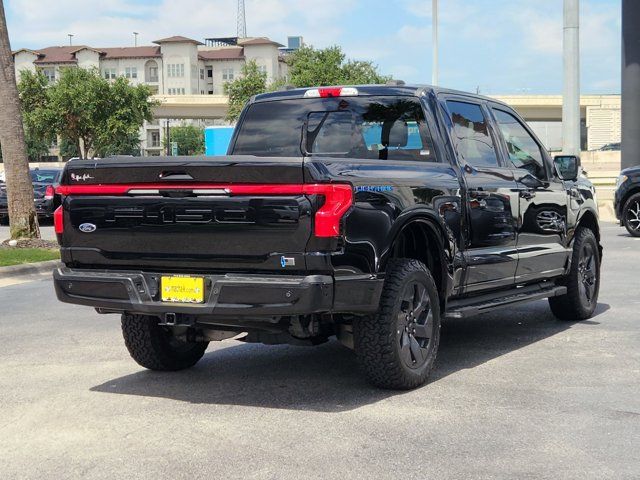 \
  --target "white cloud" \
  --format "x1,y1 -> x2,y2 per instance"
6,0 -> 357,48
